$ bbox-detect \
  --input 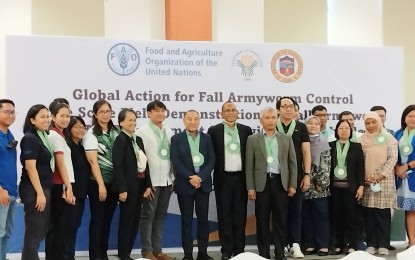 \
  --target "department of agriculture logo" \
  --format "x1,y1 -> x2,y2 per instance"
232,50 -> 262,81
107,43 -> 140,76
271,49 -> 303,83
